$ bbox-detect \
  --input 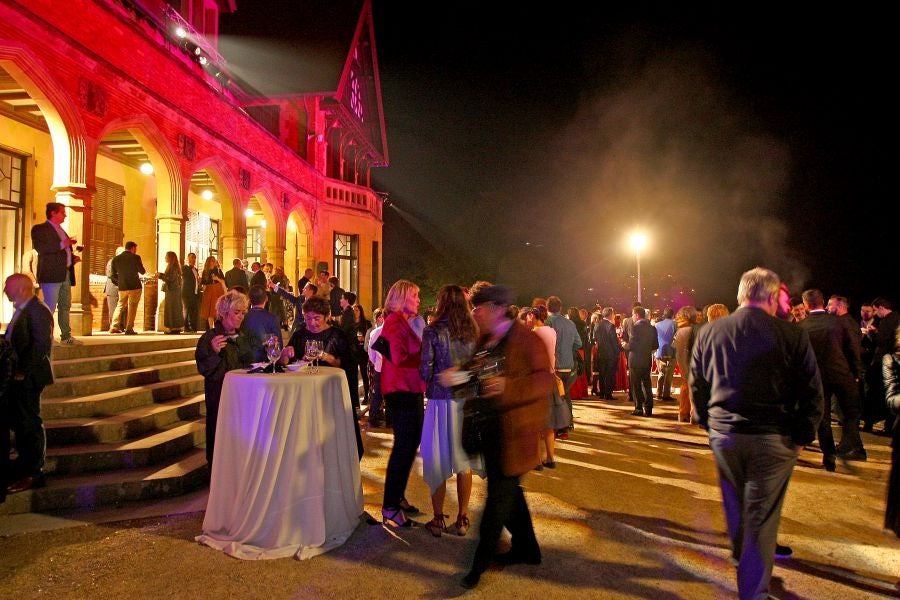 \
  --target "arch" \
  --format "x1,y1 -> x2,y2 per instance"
97,115 -> 183,219
248,184 -> 284,252
191,155 -> 241,232
0,41 -> 87,189
285,203 -> 314,287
